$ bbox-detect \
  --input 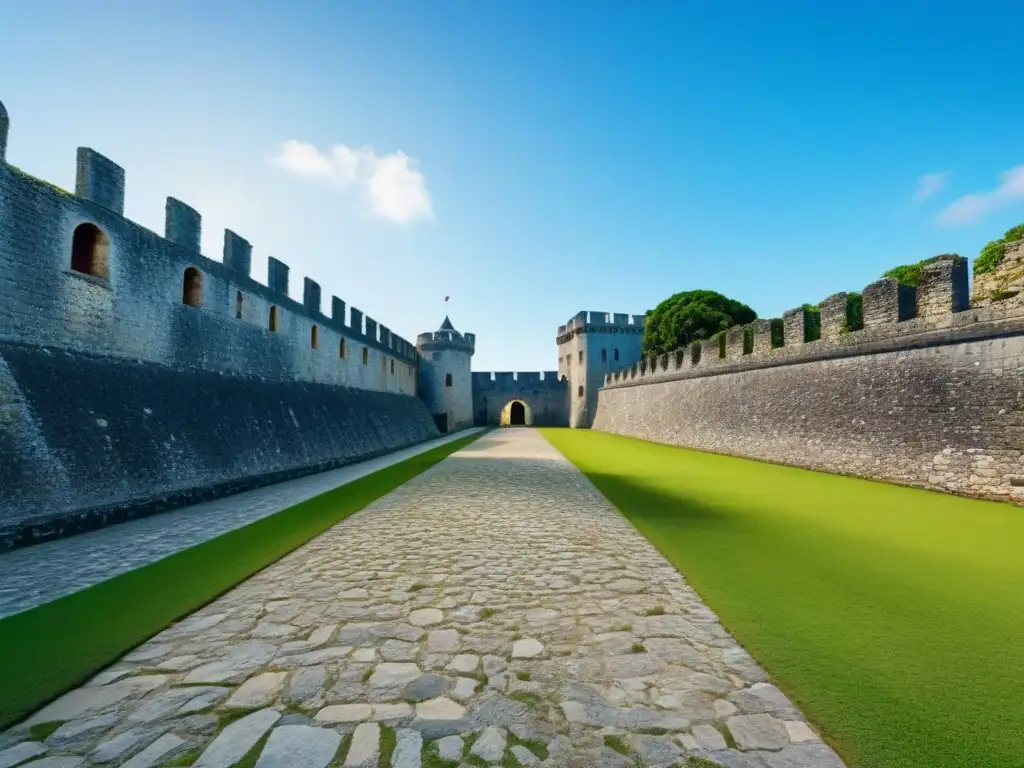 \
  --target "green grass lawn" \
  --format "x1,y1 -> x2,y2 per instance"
0,431 -> 483,730
541,428 -> 1024,768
